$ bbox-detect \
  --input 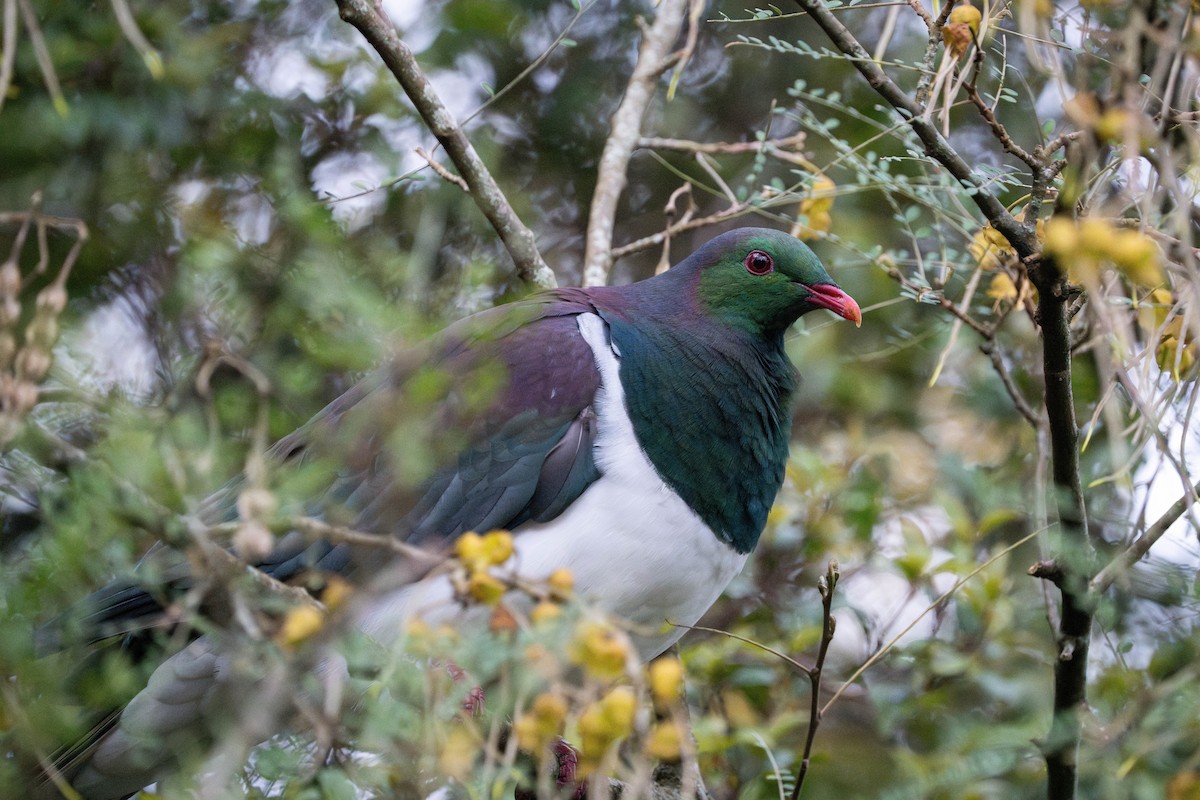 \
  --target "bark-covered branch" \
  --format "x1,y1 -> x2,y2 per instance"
335,0 -> 556,290
582,0 -> 689,287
